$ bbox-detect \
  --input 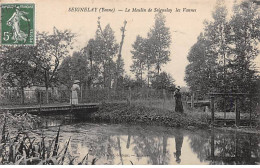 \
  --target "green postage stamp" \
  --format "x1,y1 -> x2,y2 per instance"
1,3 -> 35,45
